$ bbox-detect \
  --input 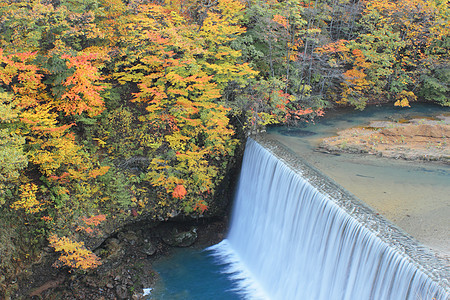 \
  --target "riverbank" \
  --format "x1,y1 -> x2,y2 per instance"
318,115 -> 450,163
